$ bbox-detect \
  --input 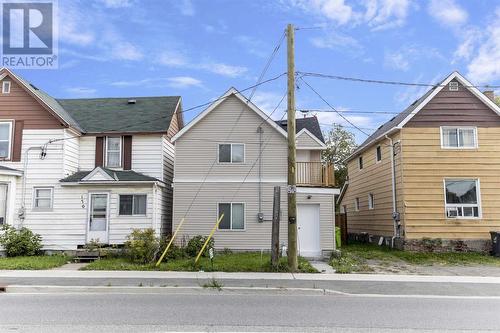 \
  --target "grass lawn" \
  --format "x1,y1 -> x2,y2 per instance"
331,243 -> 500,273
0,255 -> 70,270
82,252 -> 318,273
